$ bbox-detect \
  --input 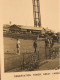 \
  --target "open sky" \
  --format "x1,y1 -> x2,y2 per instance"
2,0 -> 59,32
